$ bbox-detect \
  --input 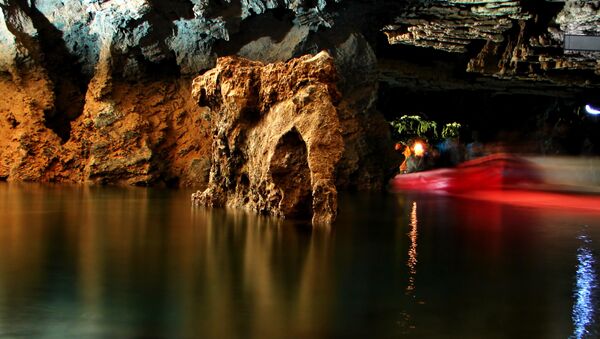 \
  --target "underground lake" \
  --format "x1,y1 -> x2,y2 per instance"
0,183 -> 599,338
